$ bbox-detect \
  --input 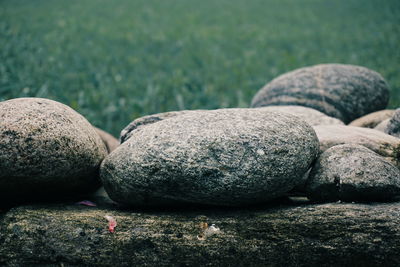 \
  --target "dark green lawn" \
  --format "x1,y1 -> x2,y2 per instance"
1,0 -> 399,136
